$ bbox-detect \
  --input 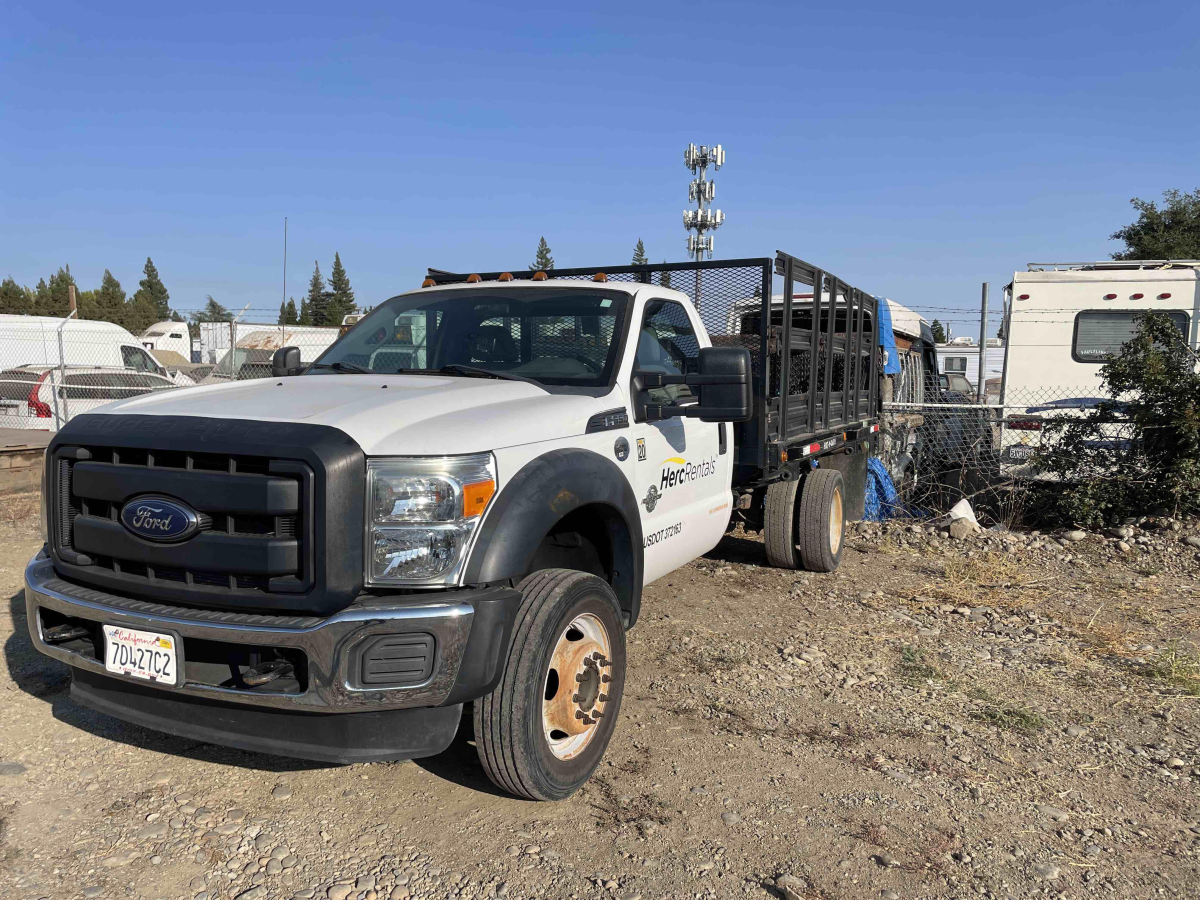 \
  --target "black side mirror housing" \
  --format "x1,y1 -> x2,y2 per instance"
696,346 -> 752,422
632,346 -> 752,423
271,346 -> 303,377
